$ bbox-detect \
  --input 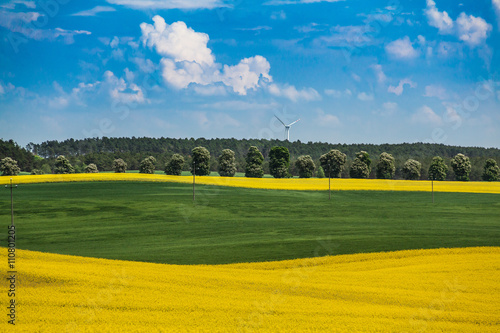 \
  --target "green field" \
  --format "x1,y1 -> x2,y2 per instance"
2,181 -> 499,264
